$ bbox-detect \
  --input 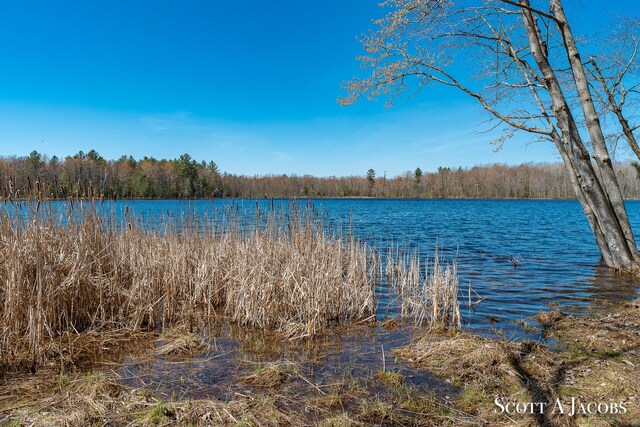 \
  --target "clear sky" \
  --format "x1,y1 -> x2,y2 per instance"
0,0 -> 639,177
